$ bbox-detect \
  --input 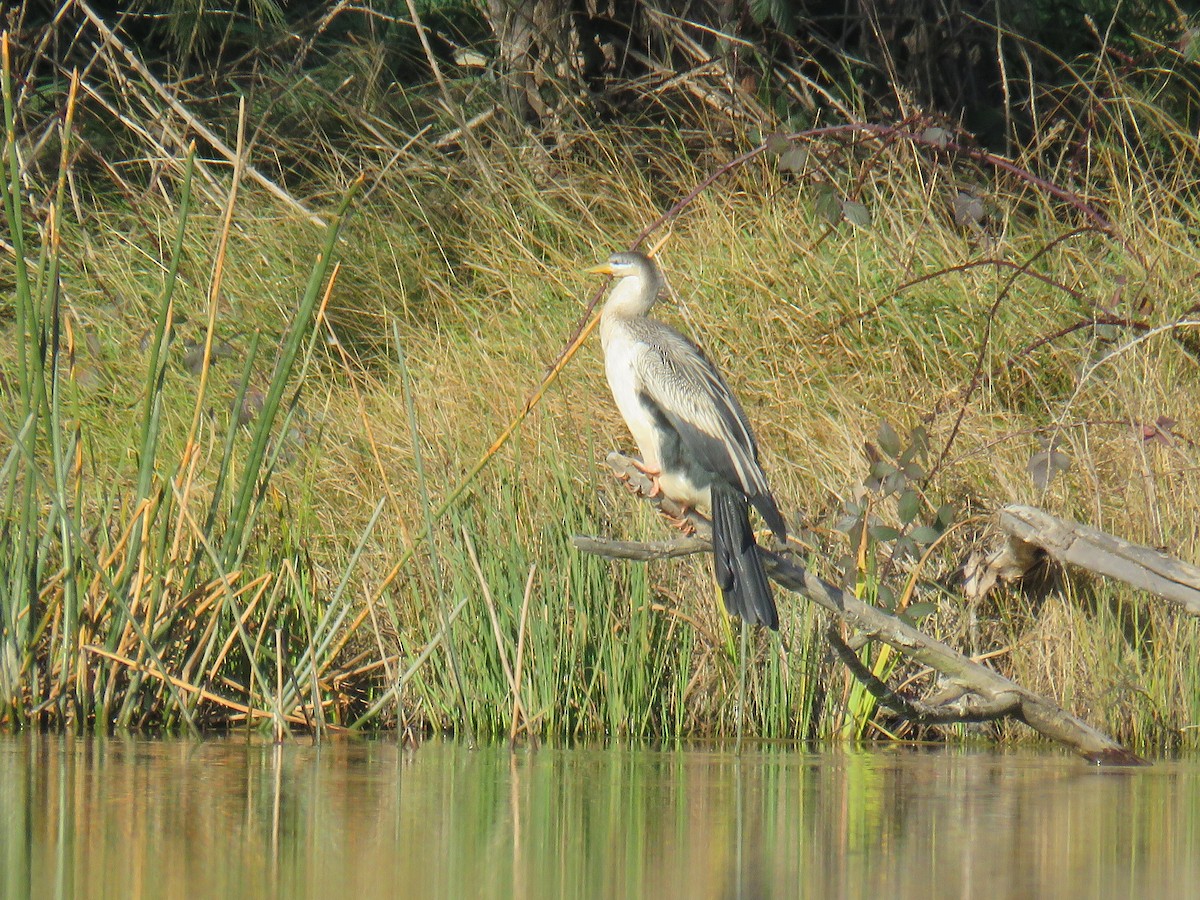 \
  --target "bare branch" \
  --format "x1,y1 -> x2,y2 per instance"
77,1 -> 327,226
575,452 -> 1147,766
570,534 -> 710,561
826,626 -> 1020,723
994,505 -> 1200,615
